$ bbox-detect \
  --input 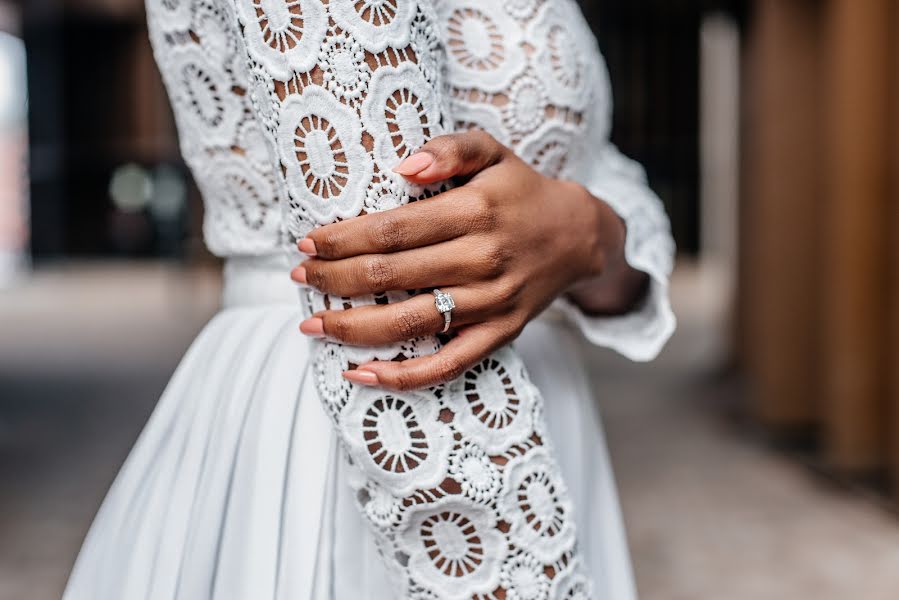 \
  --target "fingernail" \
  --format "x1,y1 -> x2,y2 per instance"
393,152 -> 434,176
298,238 -> 317,256
299,317 -> 325,338
290,265 -> 307,284
343,368 -> 380,386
